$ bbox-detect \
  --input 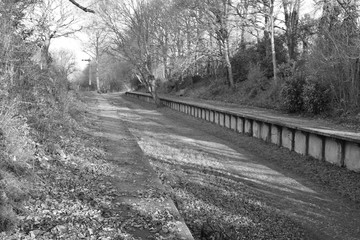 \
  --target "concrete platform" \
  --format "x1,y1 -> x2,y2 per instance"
126,92 -> 360,172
